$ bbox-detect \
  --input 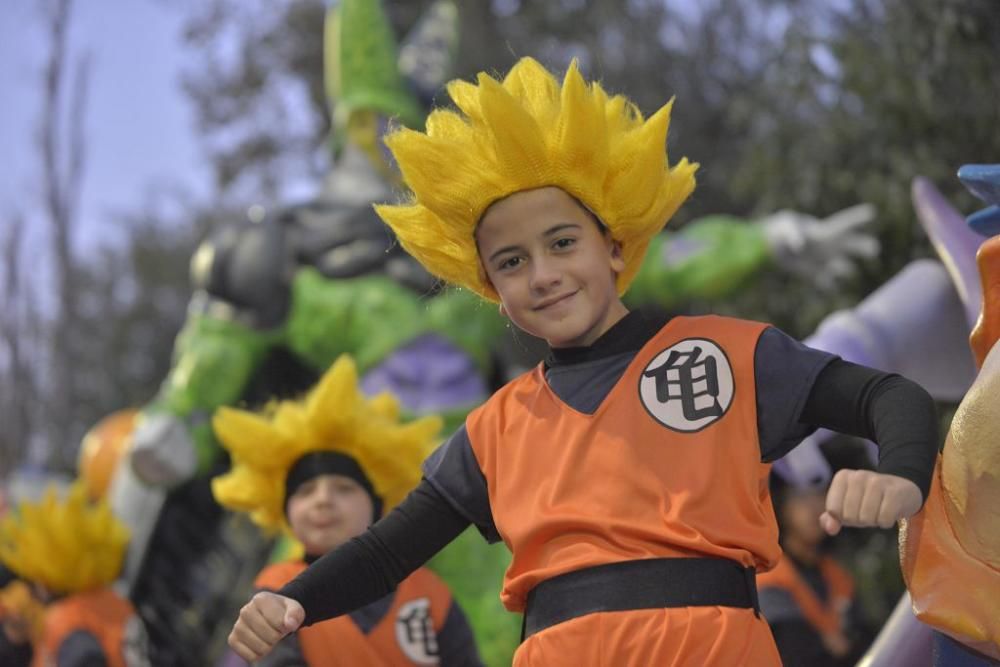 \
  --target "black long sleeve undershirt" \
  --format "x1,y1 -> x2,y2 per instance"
798,359 -> 939,499
280,356 -> 938,626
